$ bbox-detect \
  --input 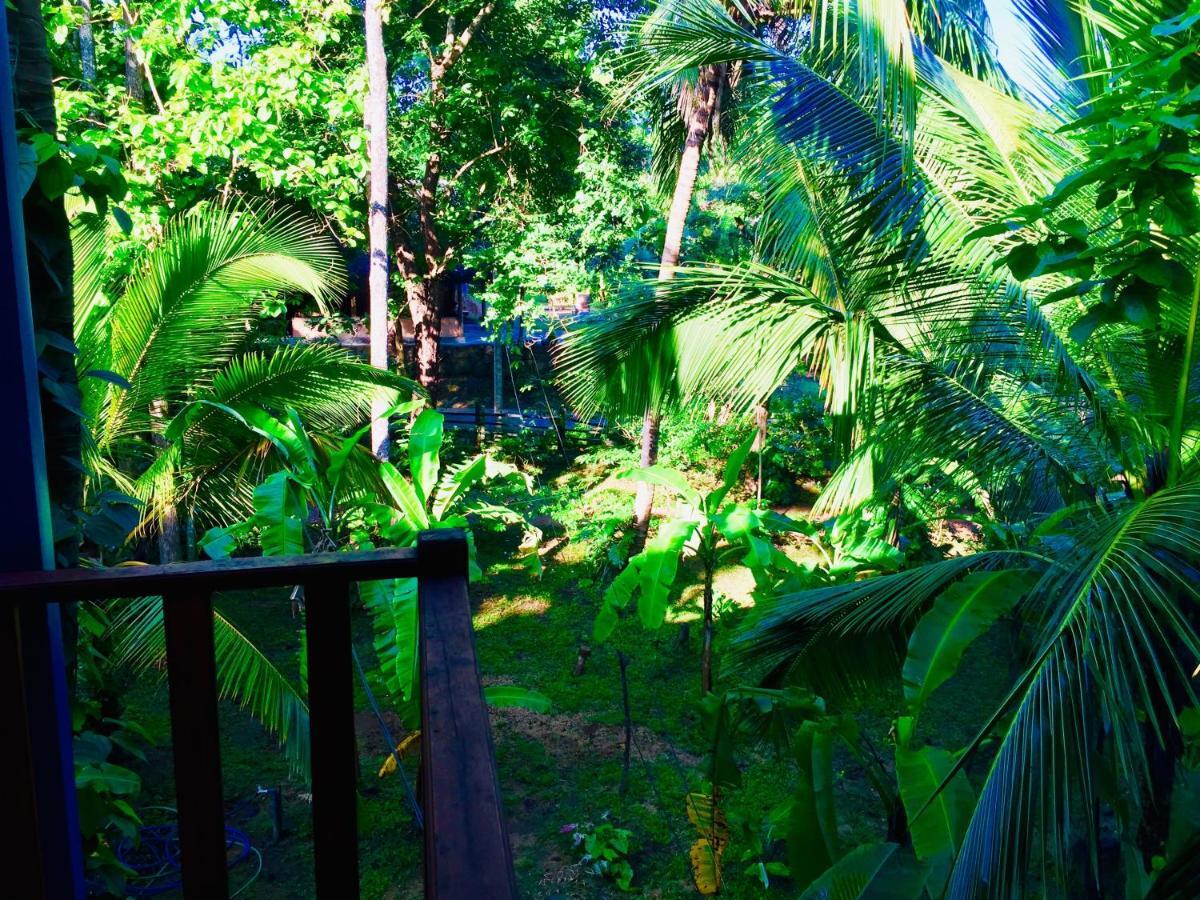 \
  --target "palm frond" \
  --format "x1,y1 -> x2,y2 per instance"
82,200 -> 347,449
111,596 -> 311,781
949,481 -> 1200,893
